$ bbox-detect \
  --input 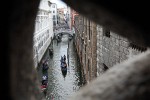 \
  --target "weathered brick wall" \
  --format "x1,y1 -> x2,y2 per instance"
91,22 -> 97,79
74,10 -> 147,79
74,15 -> 144,83
96,25 -> 145,76
74,15 -> 97,83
